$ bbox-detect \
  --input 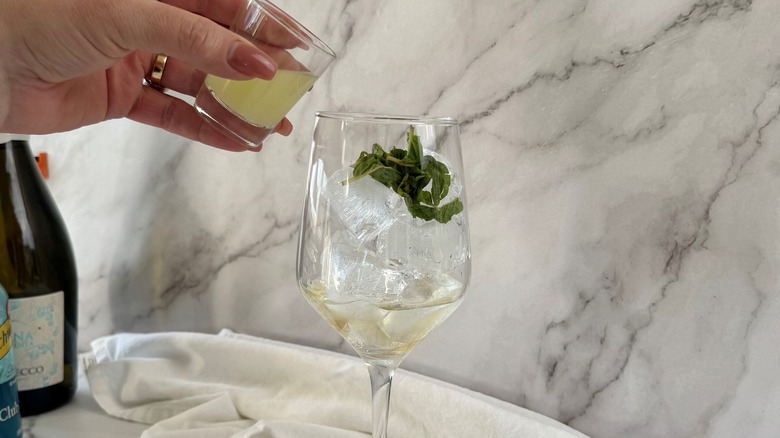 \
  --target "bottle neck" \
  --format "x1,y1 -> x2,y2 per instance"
0,134 -> 36,173
0,134 -> 31,144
